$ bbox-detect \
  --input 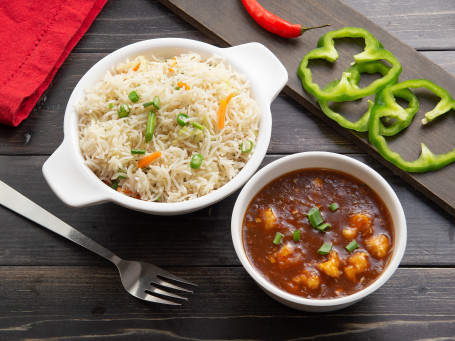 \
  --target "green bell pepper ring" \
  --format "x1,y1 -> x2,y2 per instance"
369,79 -> 455,172
318,60 -> 393,132
374,87 -> 419,137
298,27 -> 402,102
